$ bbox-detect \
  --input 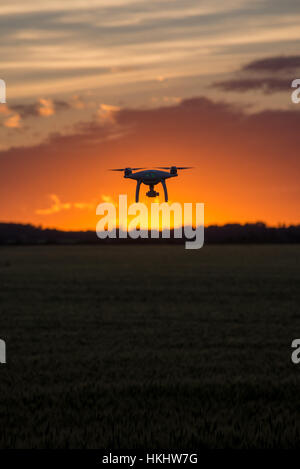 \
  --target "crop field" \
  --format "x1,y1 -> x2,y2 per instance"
0,244 -> 300,448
